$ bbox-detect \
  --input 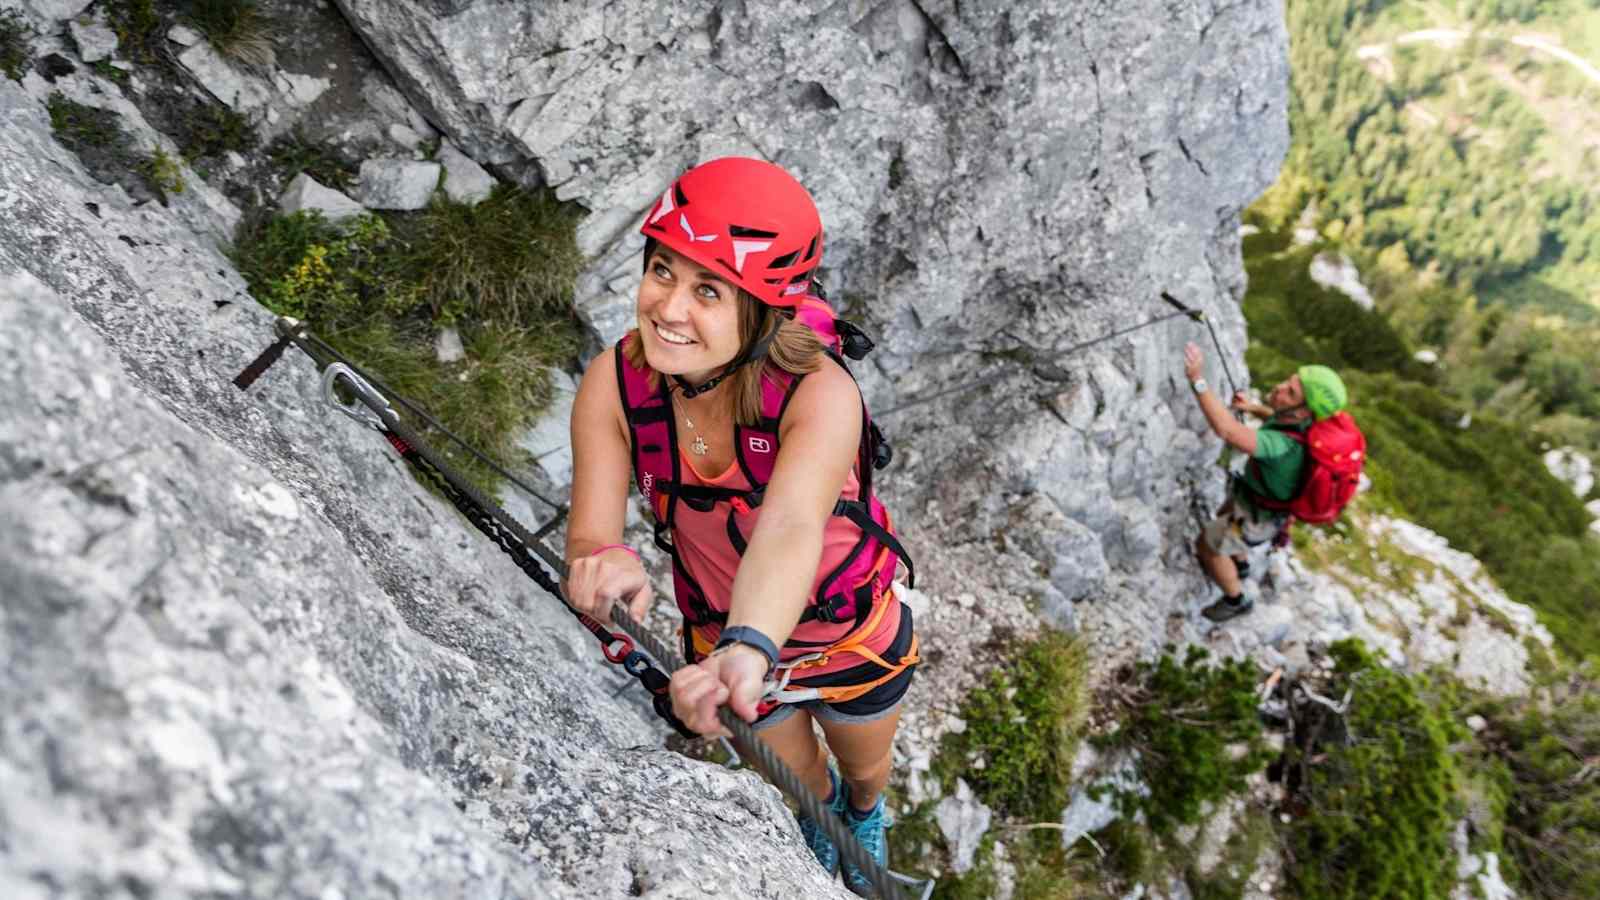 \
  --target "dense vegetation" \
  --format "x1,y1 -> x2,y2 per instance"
1281,641 -> 1463,899
1244,233 -> 1600,658
232,192 -> 584,495
1262,0 -> 1600,455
